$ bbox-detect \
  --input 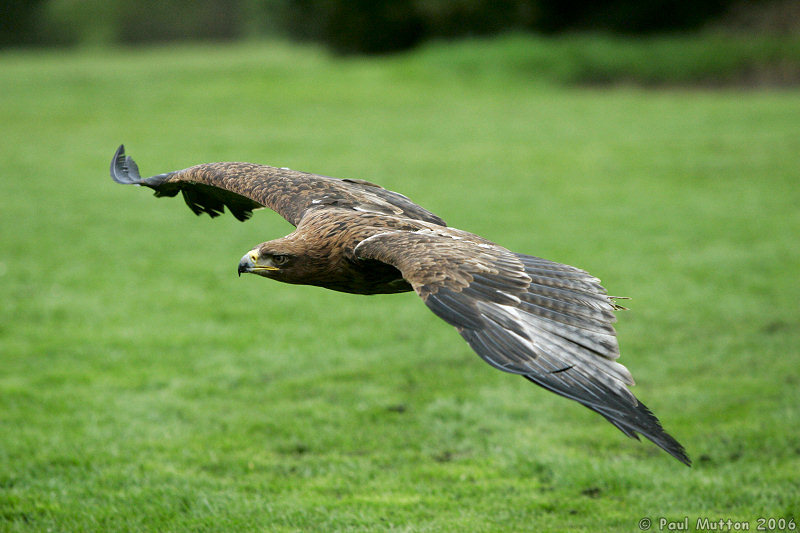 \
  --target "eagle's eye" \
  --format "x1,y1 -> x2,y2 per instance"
272,254 -> 289,266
